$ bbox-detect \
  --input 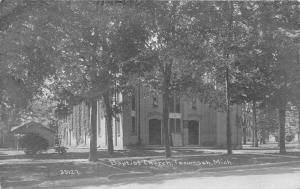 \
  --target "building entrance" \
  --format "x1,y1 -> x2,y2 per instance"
188,120 -> 199,145
149,119 -> 162,145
